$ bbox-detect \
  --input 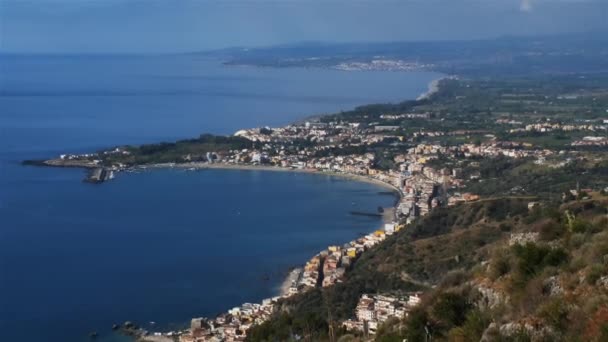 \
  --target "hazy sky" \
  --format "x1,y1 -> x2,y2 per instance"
1,0 -> 607,53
